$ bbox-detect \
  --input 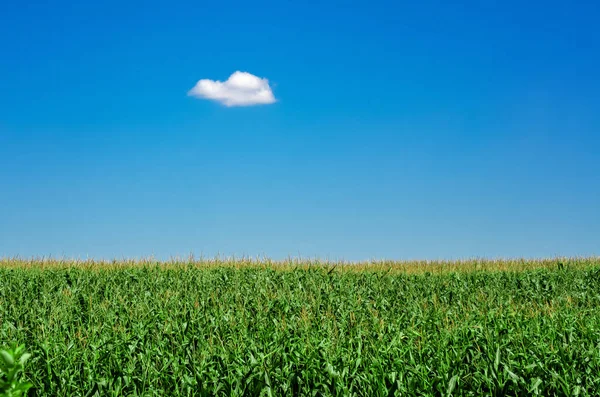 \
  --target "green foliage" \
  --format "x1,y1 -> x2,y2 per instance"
0,344 -> 33,397
0,259 -> 599,396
